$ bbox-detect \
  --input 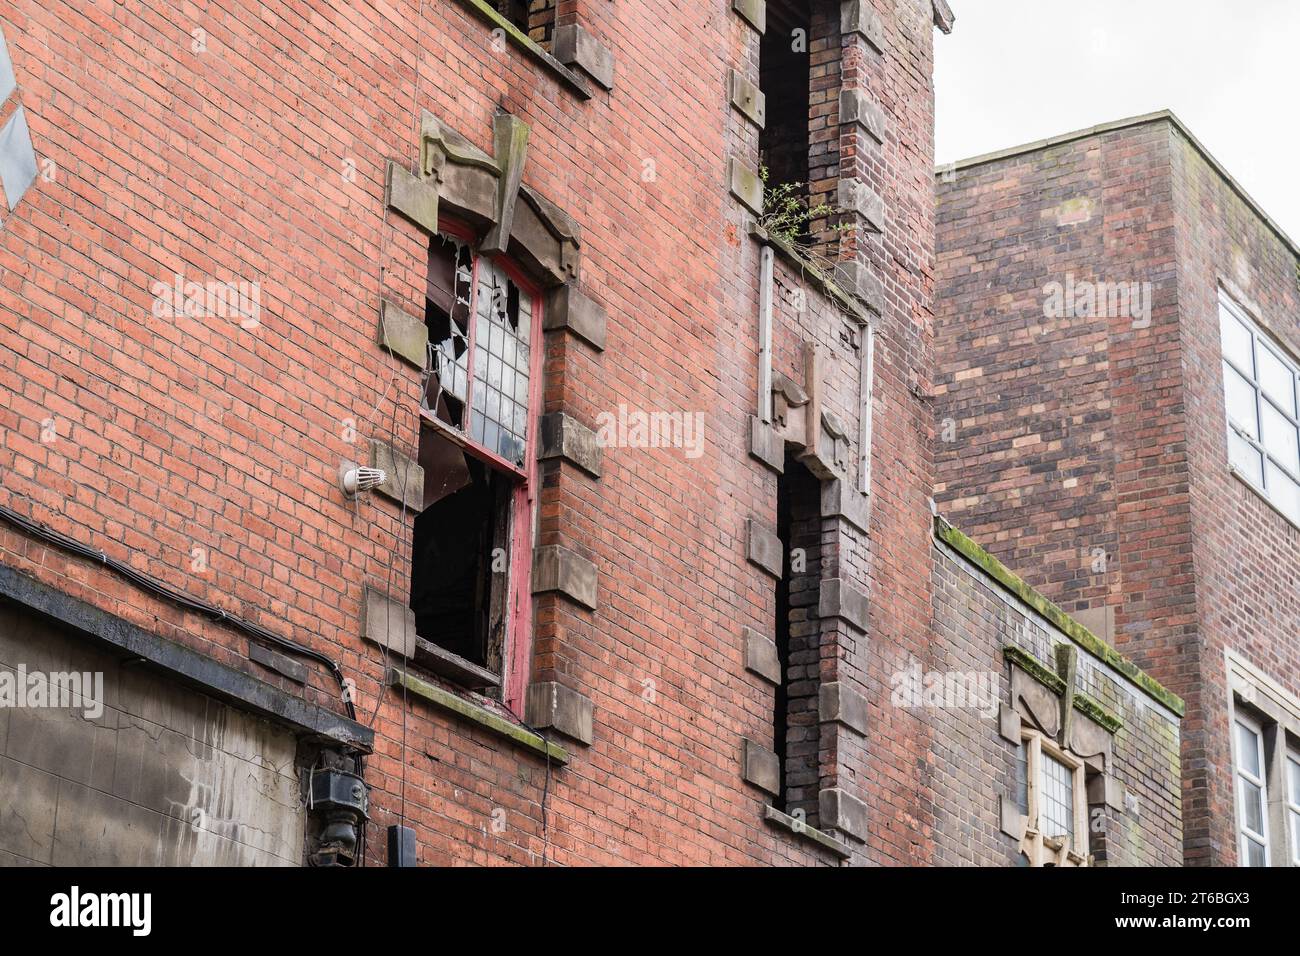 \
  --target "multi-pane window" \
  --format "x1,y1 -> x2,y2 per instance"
1219,292 -> 1300,524
470,264 -> 533,467
1232,714 -> 1269,867
1017,730 -> 1088,865
1288,750 -> 1300,866
409,230 -> 541,697
1039,751 -> 1076,842
424,236 -> 536,471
